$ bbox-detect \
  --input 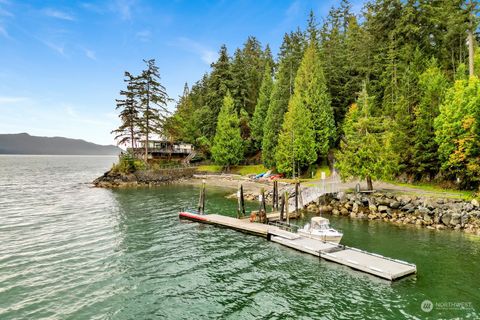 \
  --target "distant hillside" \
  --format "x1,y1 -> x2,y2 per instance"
0,133 -> 121,155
